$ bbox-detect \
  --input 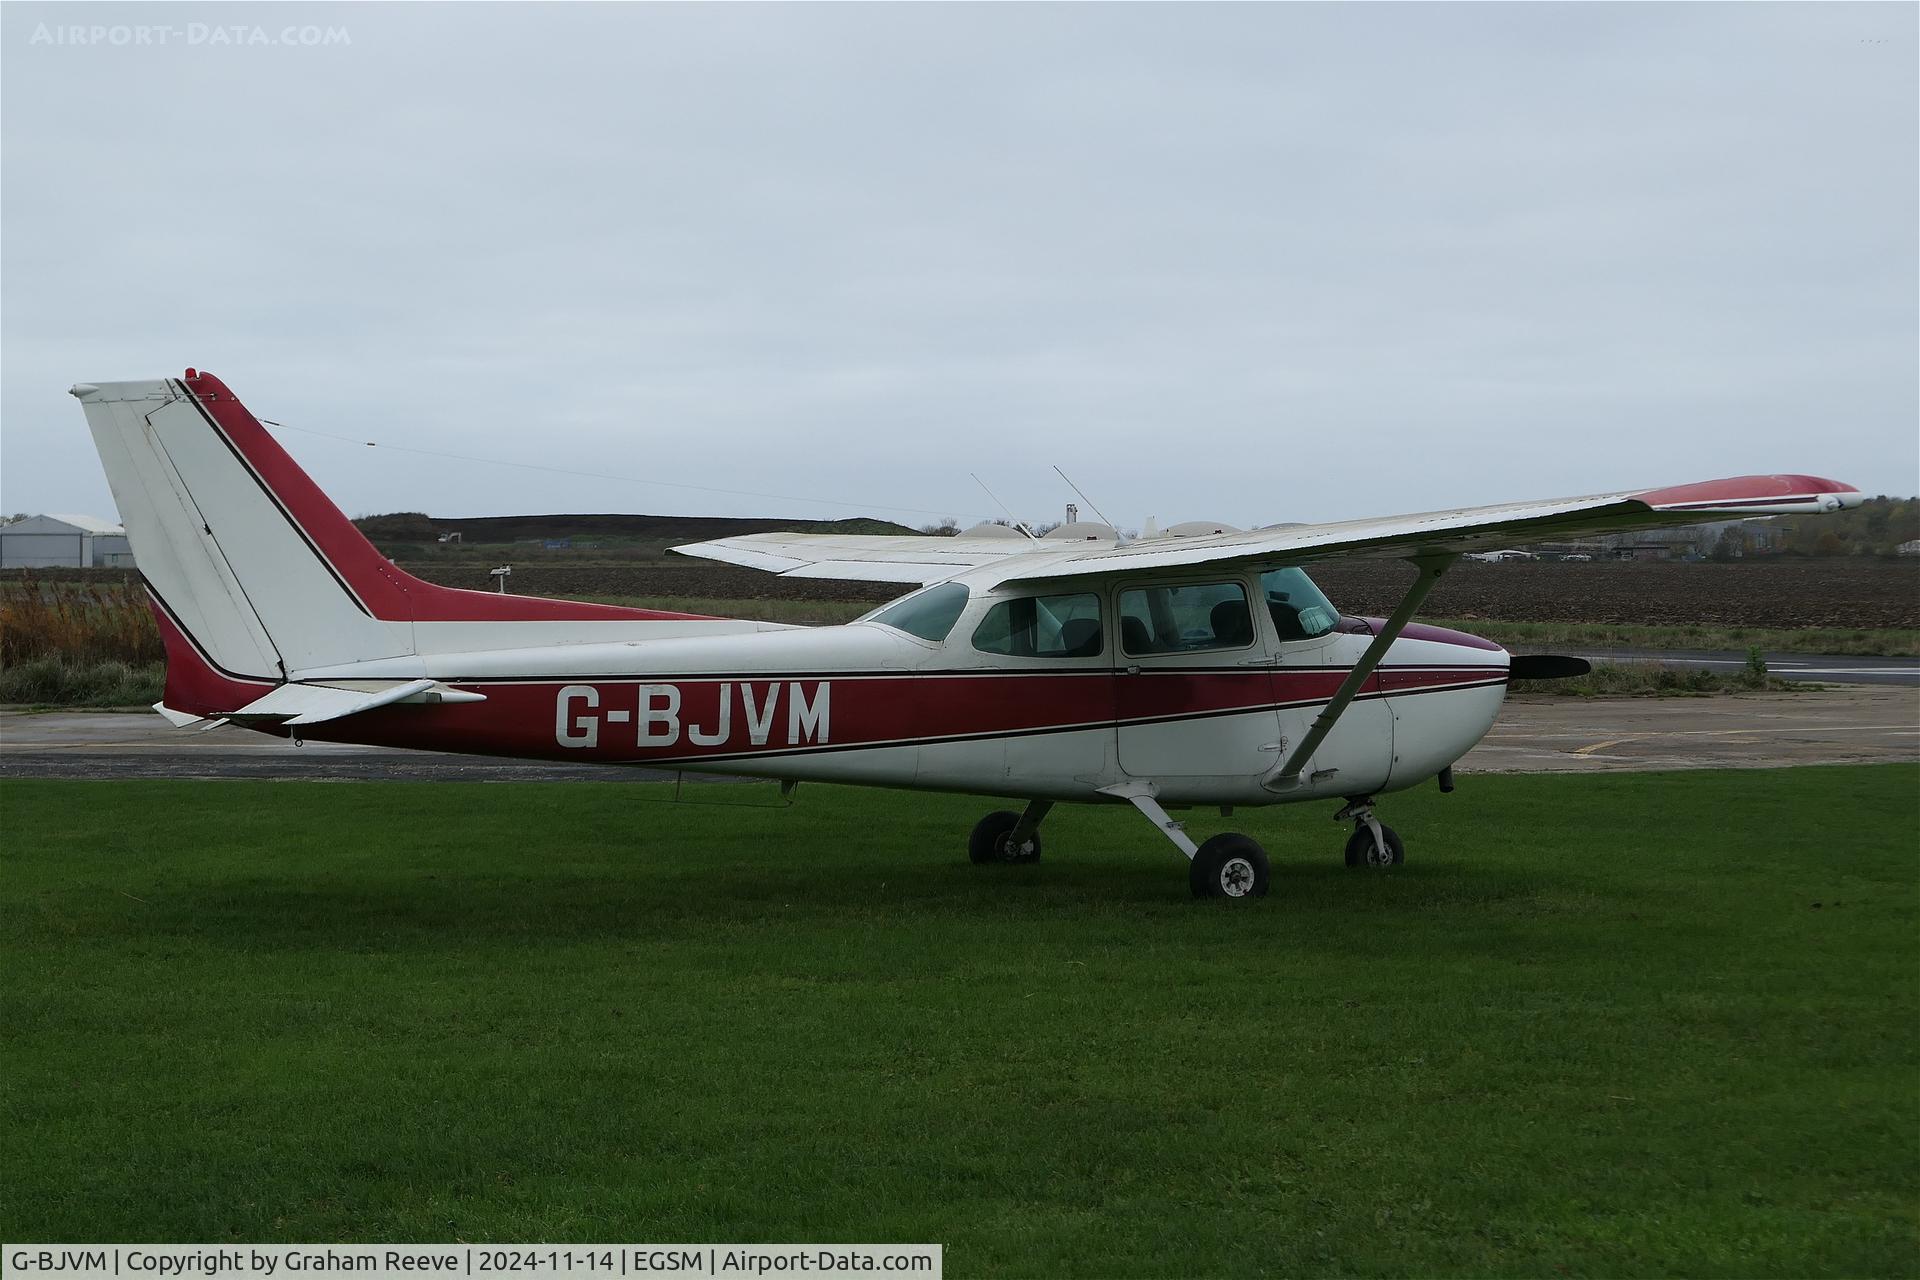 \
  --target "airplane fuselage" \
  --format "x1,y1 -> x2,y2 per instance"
270,595 -> 1507,807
